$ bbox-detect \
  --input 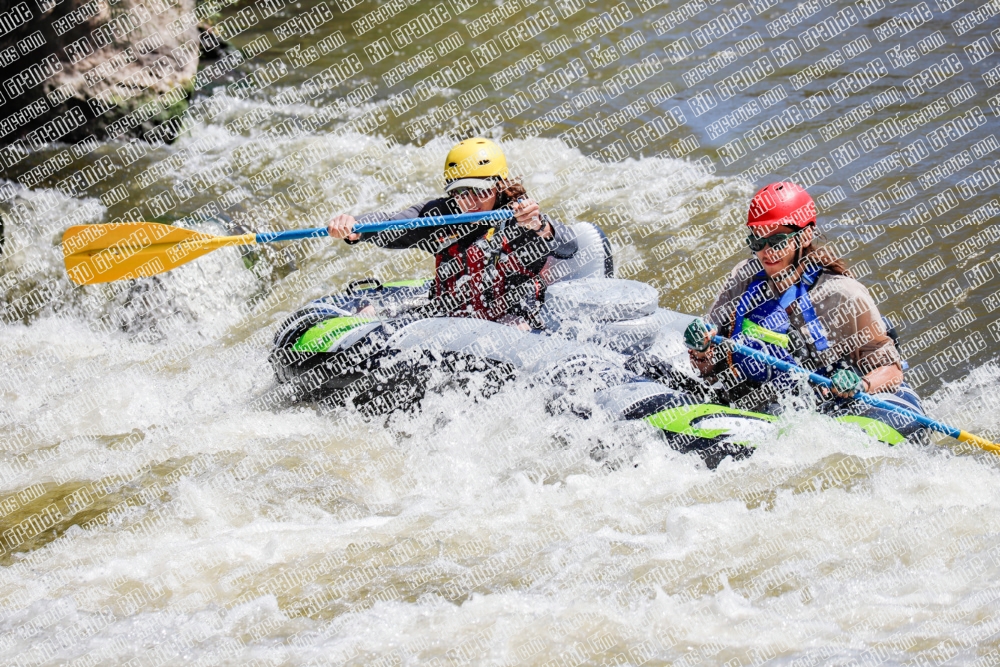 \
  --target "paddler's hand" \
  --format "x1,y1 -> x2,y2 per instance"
512,198 -> 550,238
684,318 -> 716,352
829,368 -> 864,398
689,347 -> 718,378
327,214 -> 360,242
685,318 -> 718,378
